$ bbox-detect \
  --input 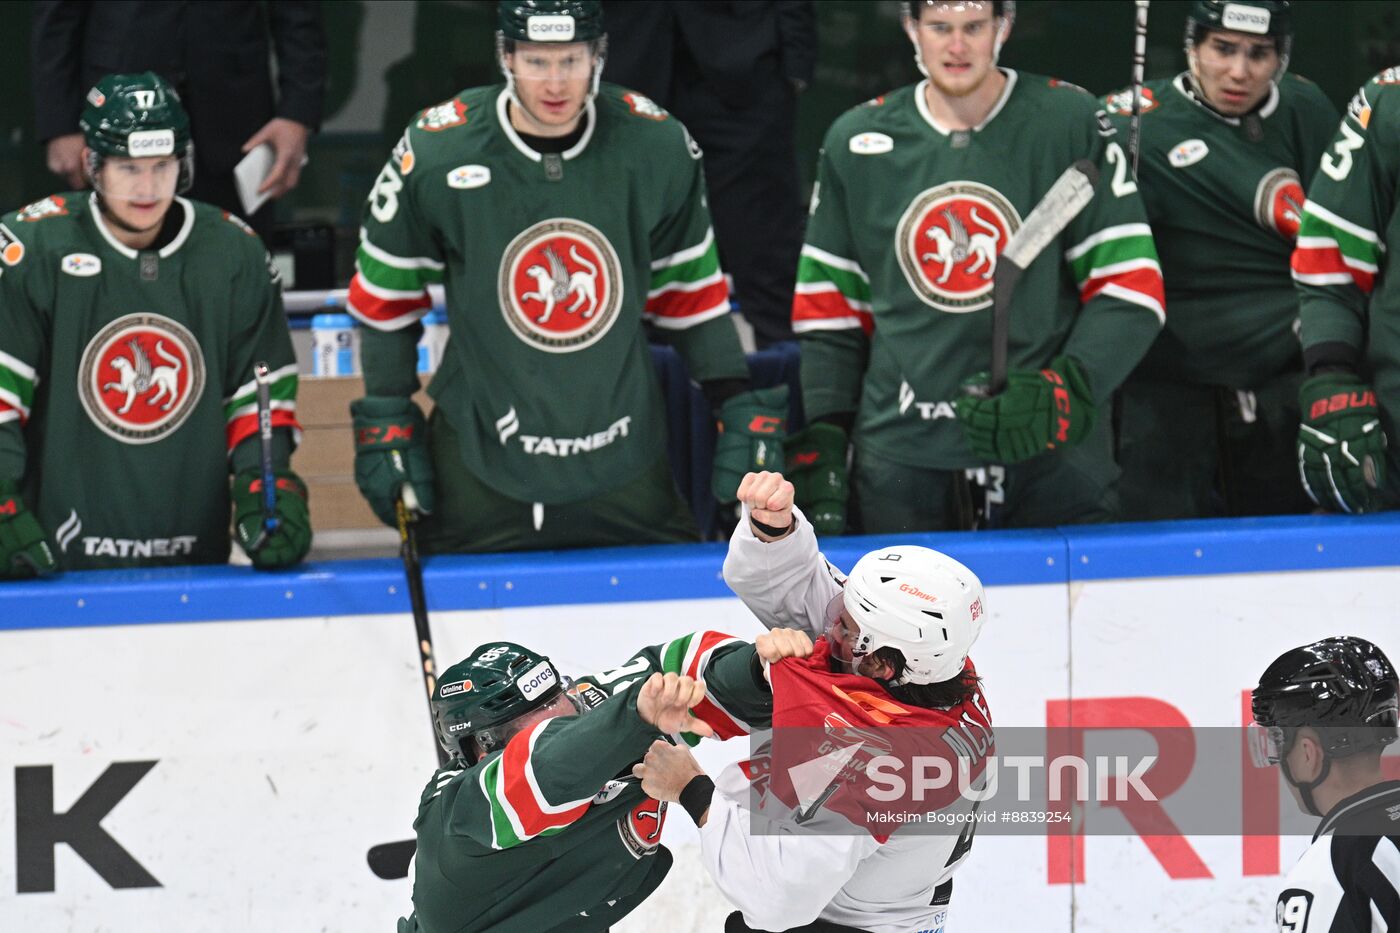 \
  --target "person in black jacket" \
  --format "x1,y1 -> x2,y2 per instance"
603,1 -> 816,349
31,0 -> 326,237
